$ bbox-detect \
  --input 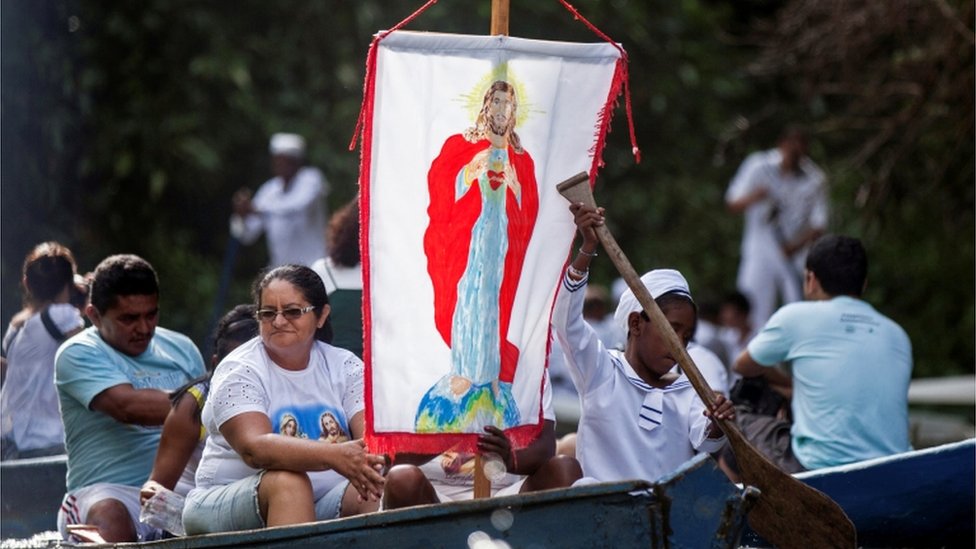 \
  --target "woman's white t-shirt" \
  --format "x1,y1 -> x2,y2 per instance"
1,303 -> 84,451
193,338 -> 364,500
